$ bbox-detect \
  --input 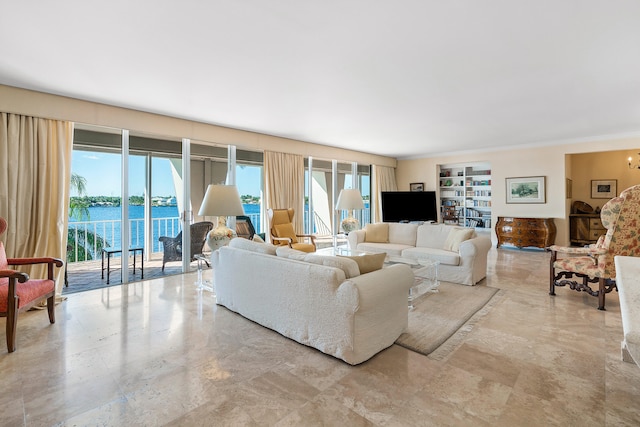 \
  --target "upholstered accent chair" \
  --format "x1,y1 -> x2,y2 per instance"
0,217 -> 64,352
267,208 -> 316,253
550,184 -> 640,310
159,221 -> 213,271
